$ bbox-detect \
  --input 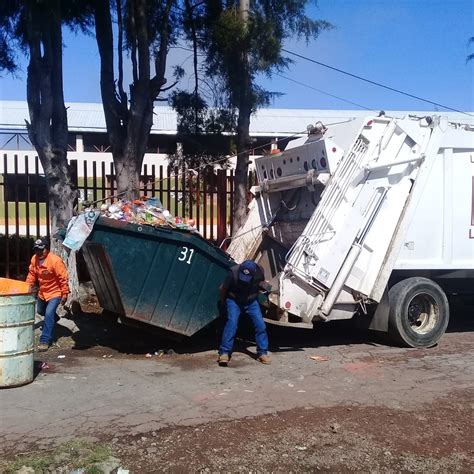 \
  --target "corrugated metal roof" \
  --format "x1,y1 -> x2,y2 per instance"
1,100 -> 472,136
0,101 -> 178,134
